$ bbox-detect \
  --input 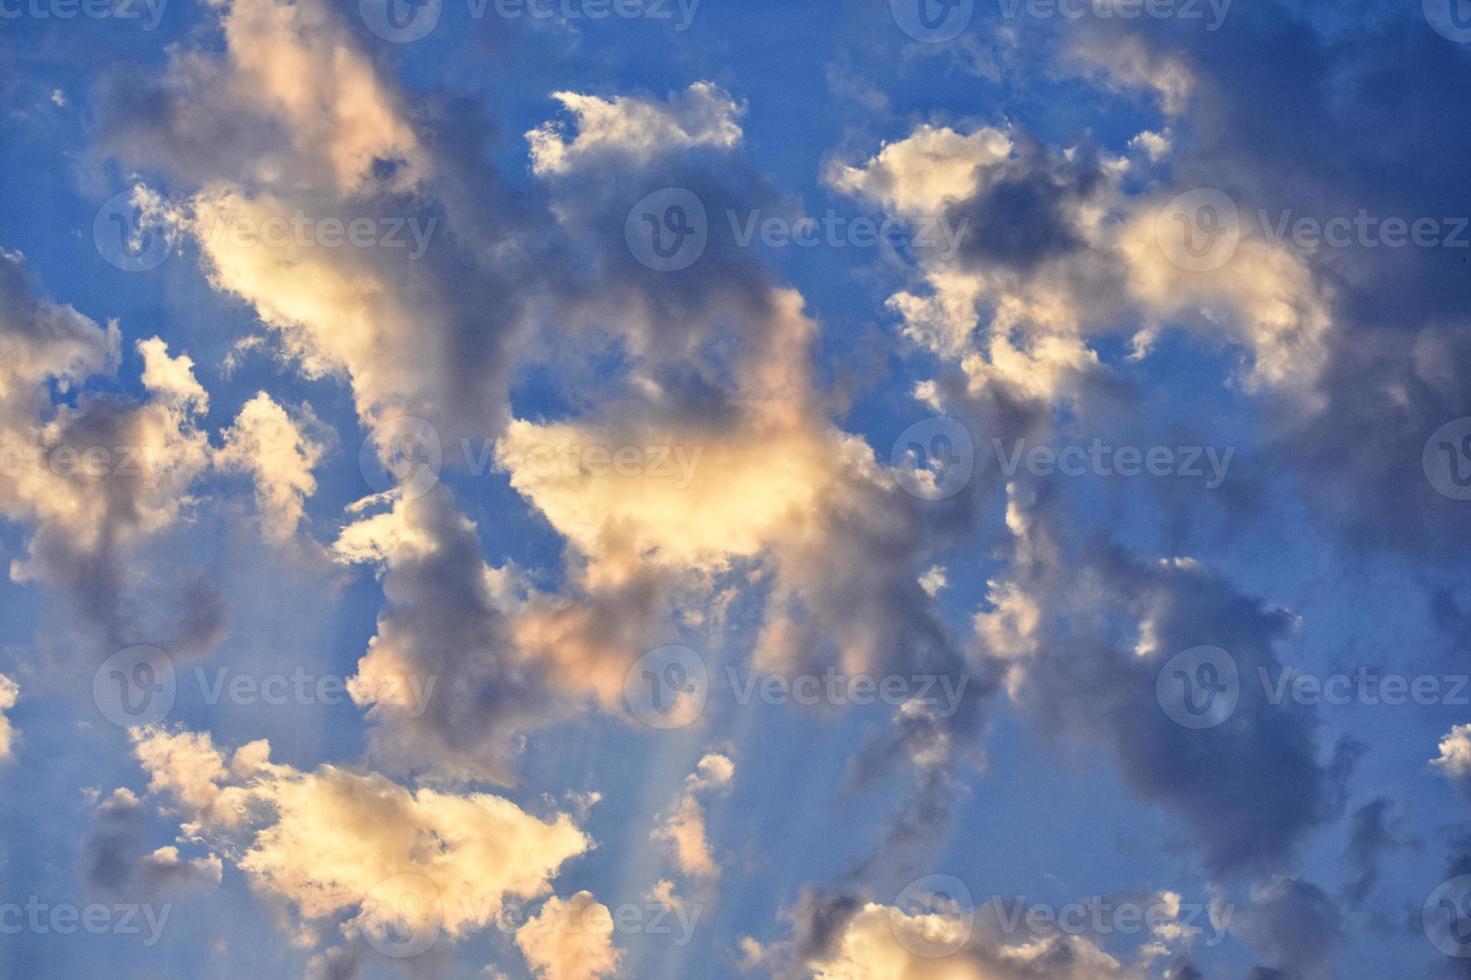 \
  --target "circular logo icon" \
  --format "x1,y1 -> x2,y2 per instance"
891,0 -> 973,42
1155,188 -> 1241,272
359,417 -> 442,501
1156,646 -> 1239,730
93,645 -> 176,728
1426,0 -> 1471,43
1425,876 -> 1471,958
93,191 -> 178,273
1424,418 -> 1471,501
890,417 -> 975,501
623,645 -> 708,730
890,875 -> 975,958
359,874 -> 442,959
625,188 -> 708,272
359,0 -> 441,42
